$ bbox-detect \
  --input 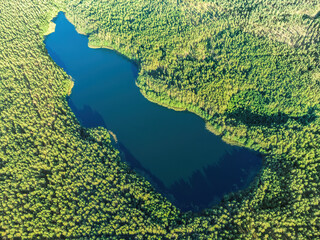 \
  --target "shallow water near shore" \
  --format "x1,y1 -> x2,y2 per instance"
45,12 -> 262,211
